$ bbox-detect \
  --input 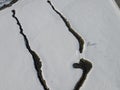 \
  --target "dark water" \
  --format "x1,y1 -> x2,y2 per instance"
12,10 -> 49,90
47,1 -> 92,90
0,0 -> 18,10
115,0 -> 120,8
